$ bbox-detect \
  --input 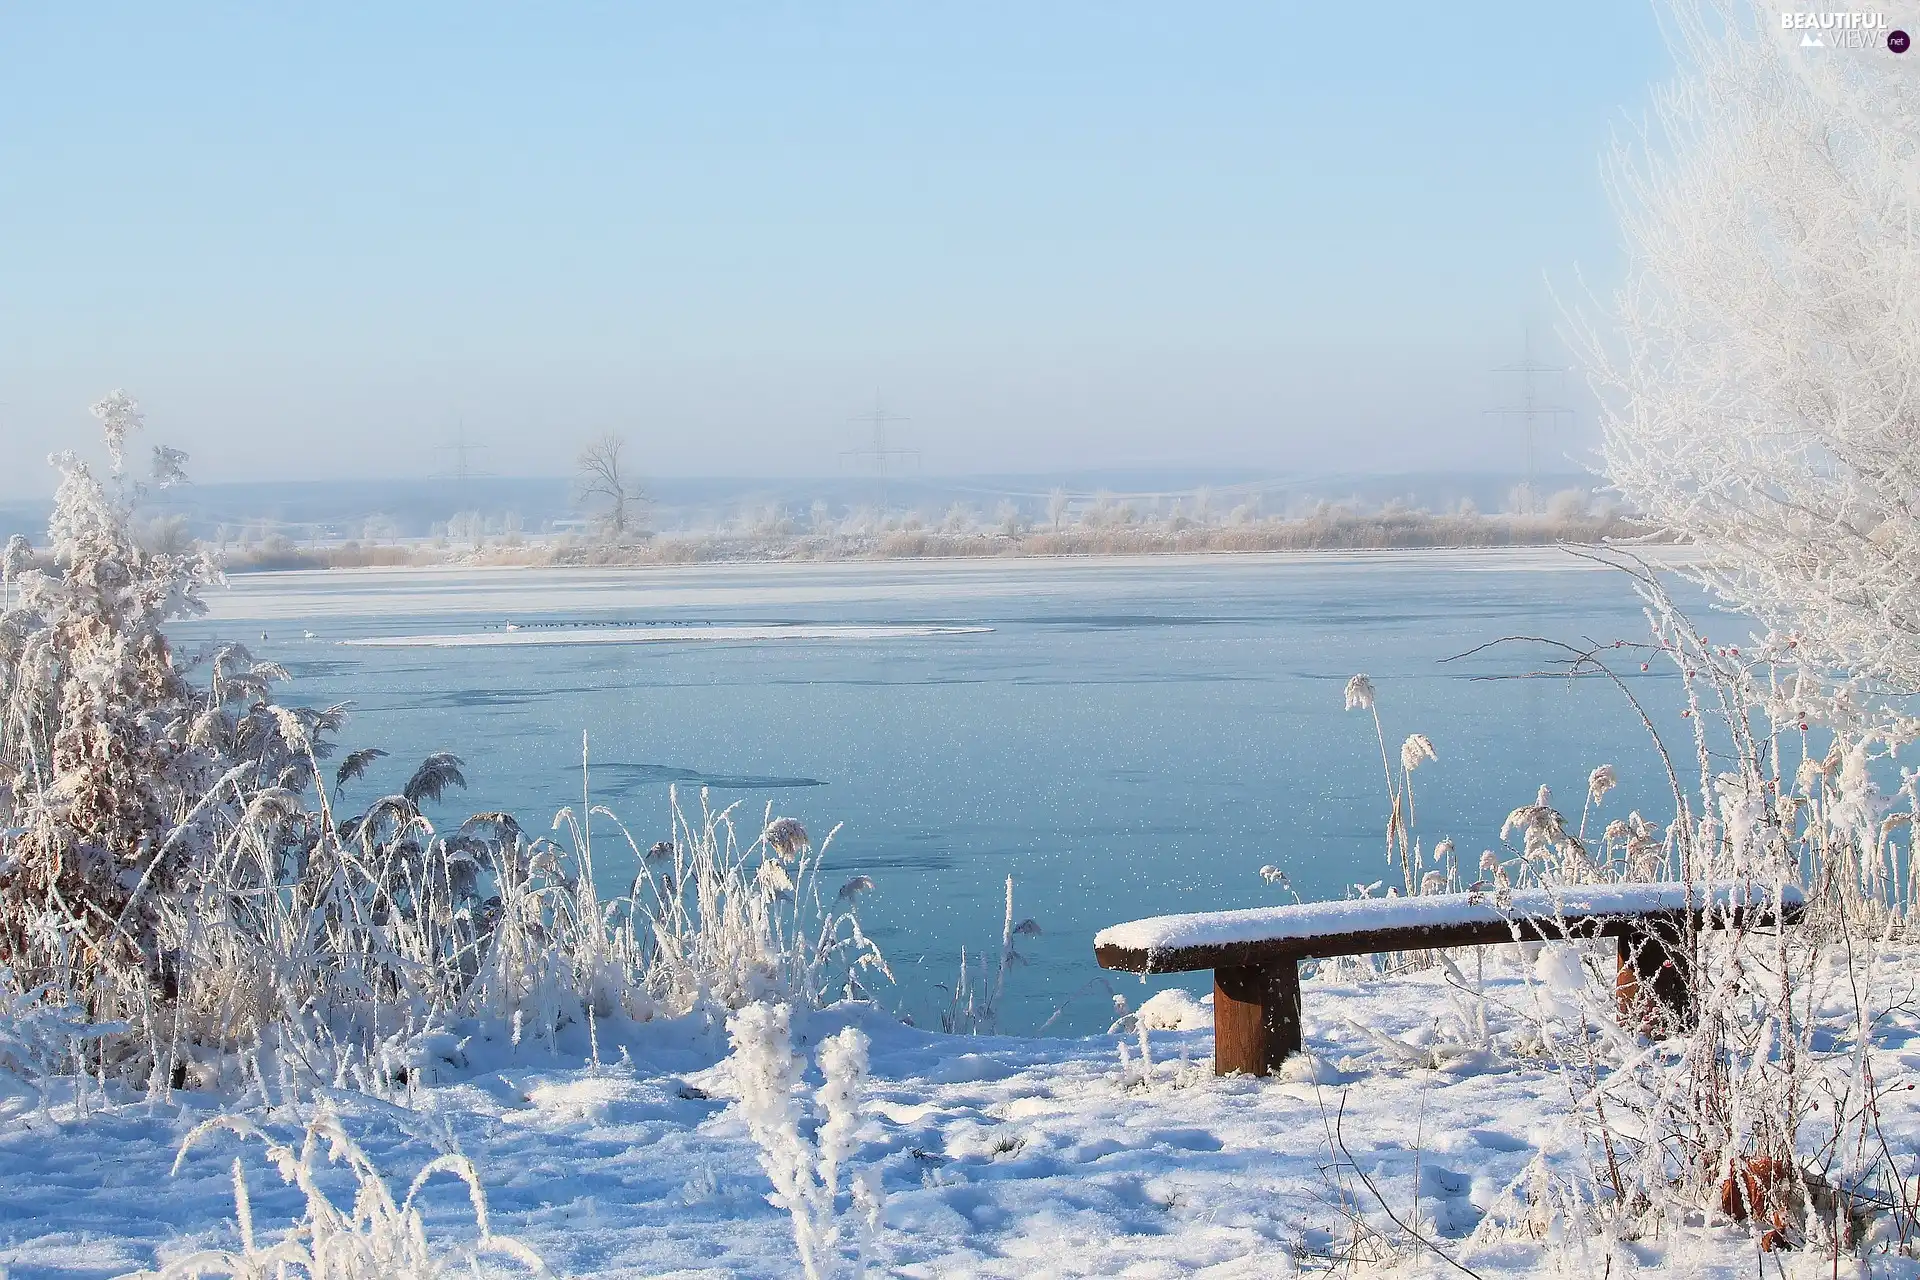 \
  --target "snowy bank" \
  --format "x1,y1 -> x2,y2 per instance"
7,958 -> 1916,1279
